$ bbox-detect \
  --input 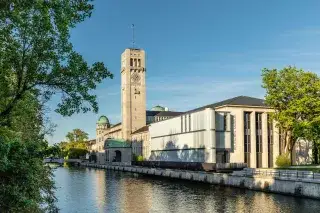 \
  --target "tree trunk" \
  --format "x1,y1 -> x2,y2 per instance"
284,130 -> 296,166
